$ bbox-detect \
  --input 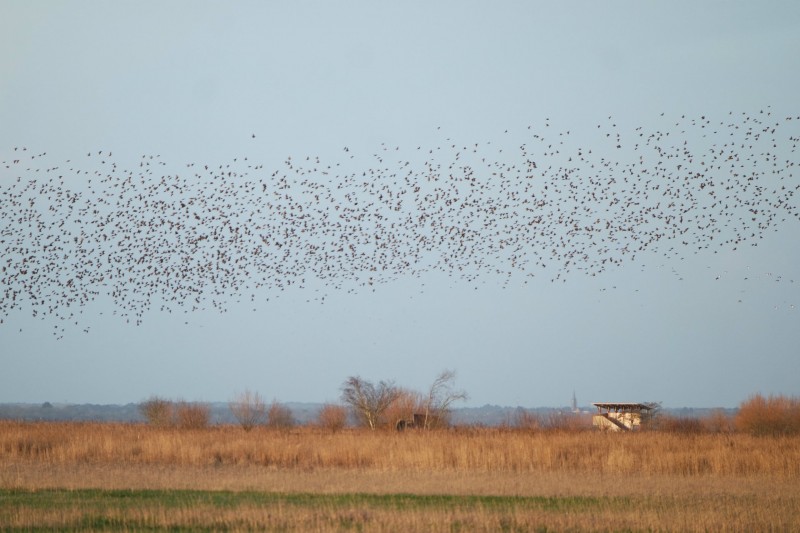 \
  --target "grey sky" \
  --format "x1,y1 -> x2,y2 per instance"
1,1 -> 799,408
